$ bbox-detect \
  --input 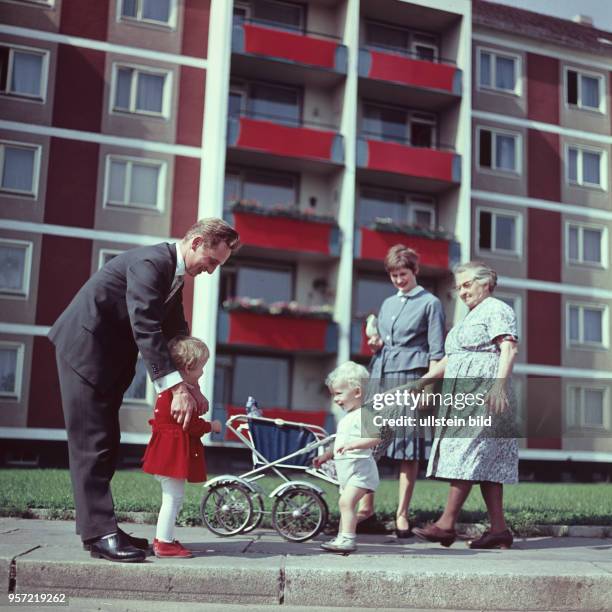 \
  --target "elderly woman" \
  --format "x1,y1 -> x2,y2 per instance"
412,261 -> 519,549
360,244 -> 445,537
